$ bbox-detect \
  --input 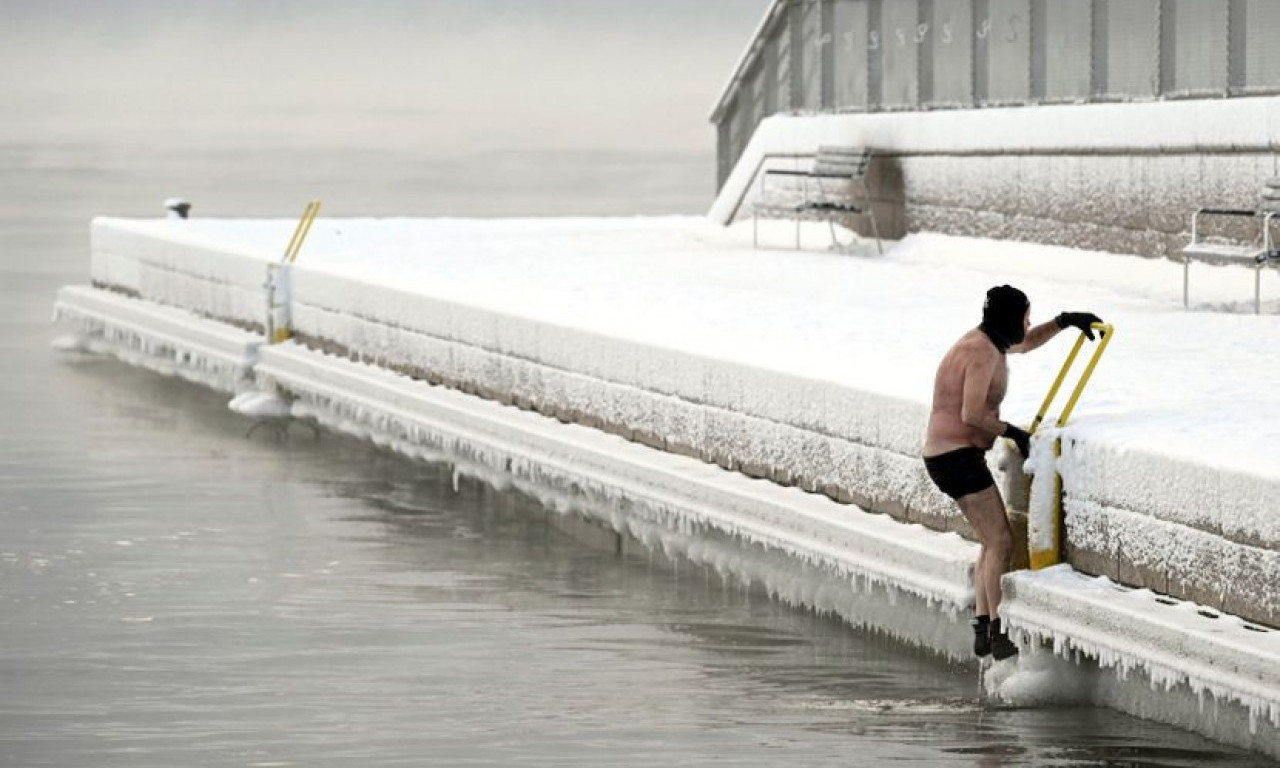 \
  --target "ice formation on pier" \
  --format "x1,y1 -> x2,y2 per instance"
52,213 -> 1280,758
